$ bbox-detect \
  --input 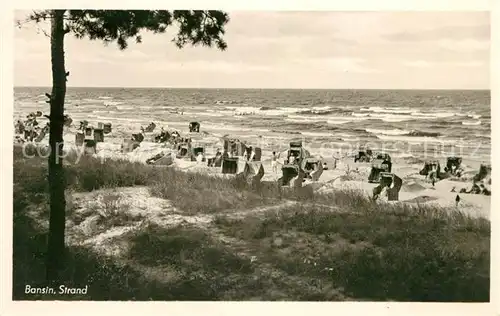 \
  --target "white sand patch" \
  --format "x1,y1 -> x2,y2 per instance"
400,181 -> 427,193
313,156 -> 490,219
67,186 -> 218,252
79,225 -> 138,257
